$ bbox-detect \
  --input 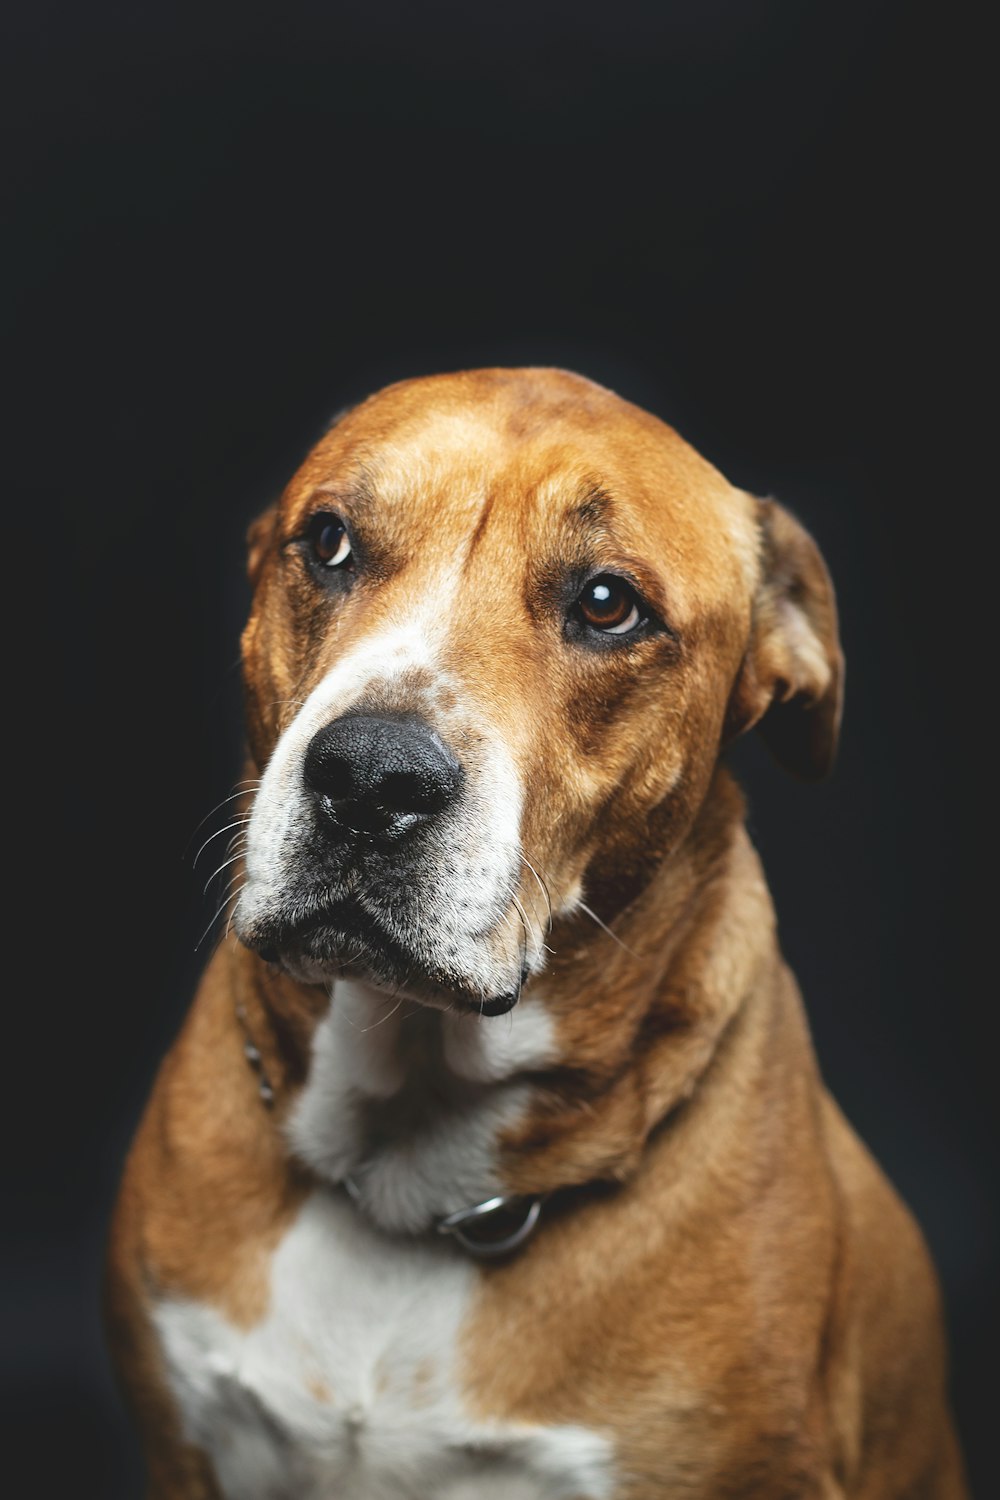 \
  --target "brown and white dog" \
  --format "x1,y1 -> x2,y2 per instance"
107,368 -> 966,1498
